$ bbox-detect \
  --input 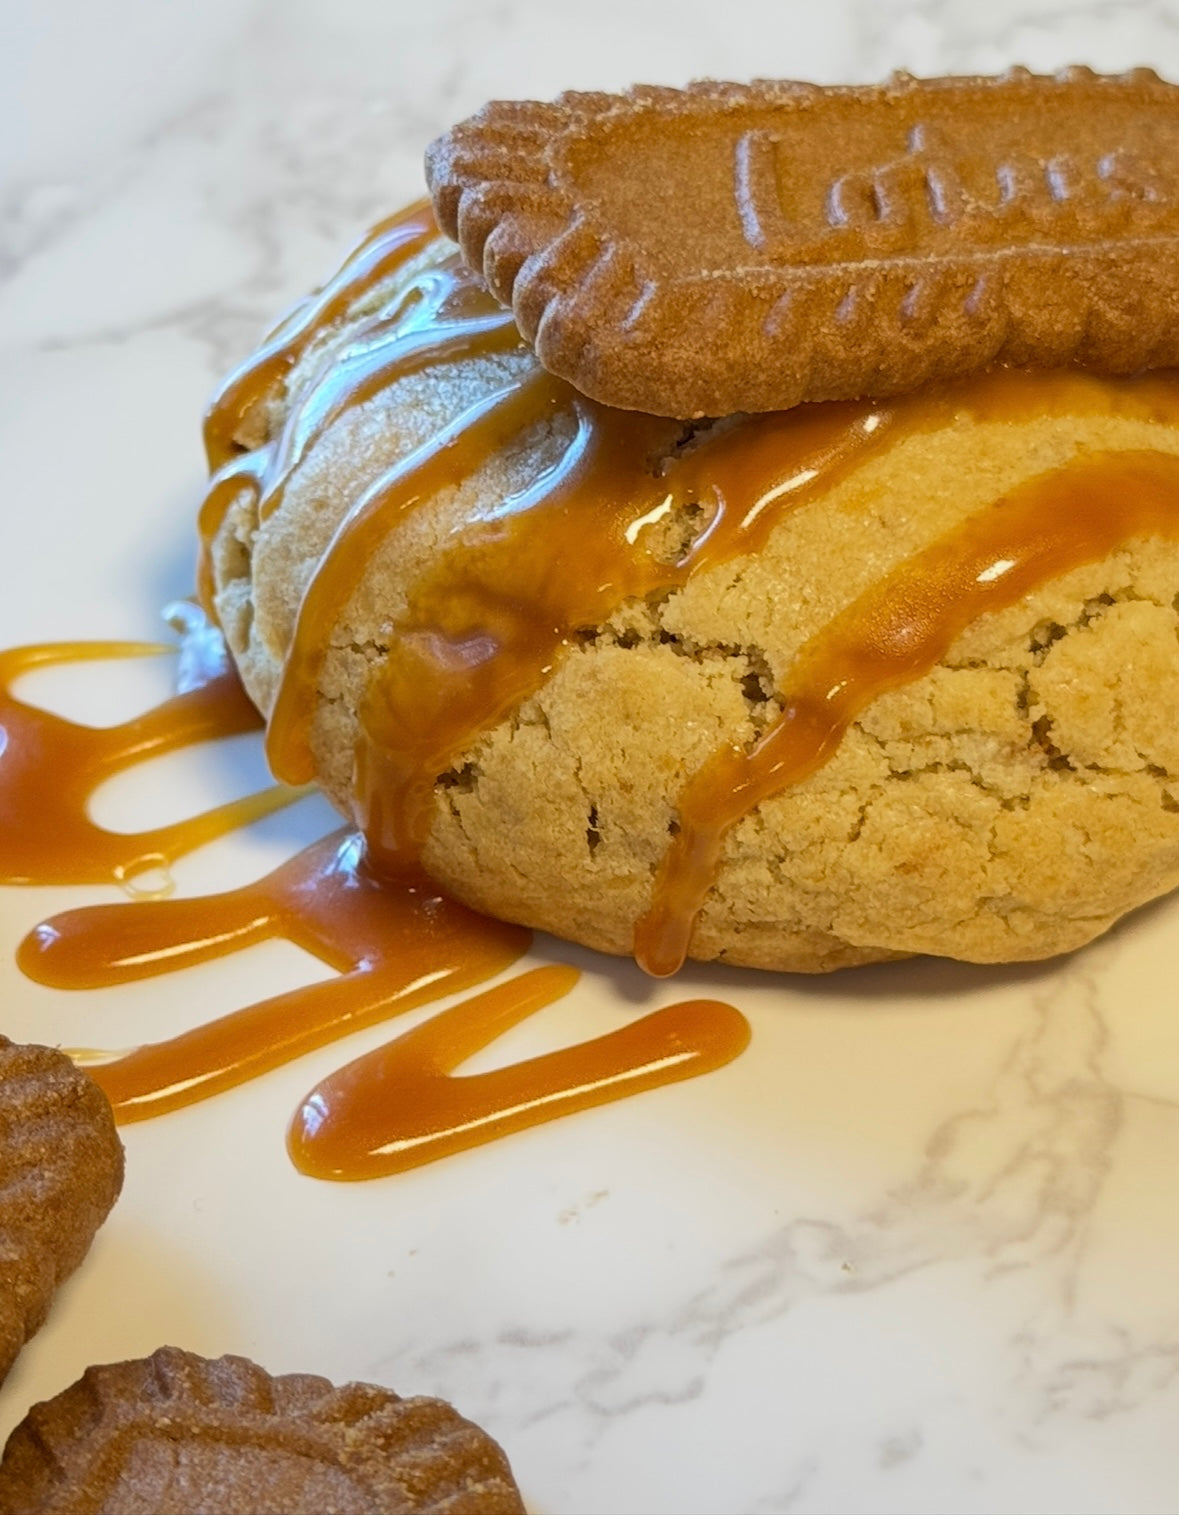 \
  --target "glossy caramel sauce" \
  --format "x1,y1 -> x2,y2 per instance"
34,829 -> 527,1123
201,204 -> 439,474
0,606 -> 294,887
288,965 -> 749,1180
635,449 -> 1179,973
199,201 -> 1179,972
5,613 -> 750,1172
